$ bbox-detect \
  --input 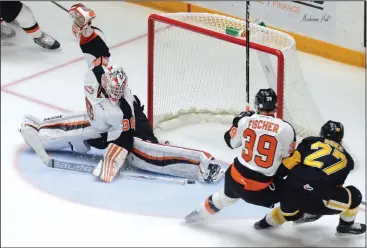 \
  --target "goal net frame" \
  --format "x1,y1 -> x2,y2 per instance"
147,14 -> 285,128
